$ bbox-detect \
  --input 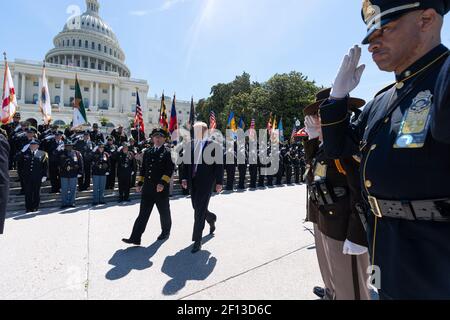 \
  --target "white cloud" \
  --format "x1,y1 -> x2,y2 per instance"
129,10 -> 149,16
